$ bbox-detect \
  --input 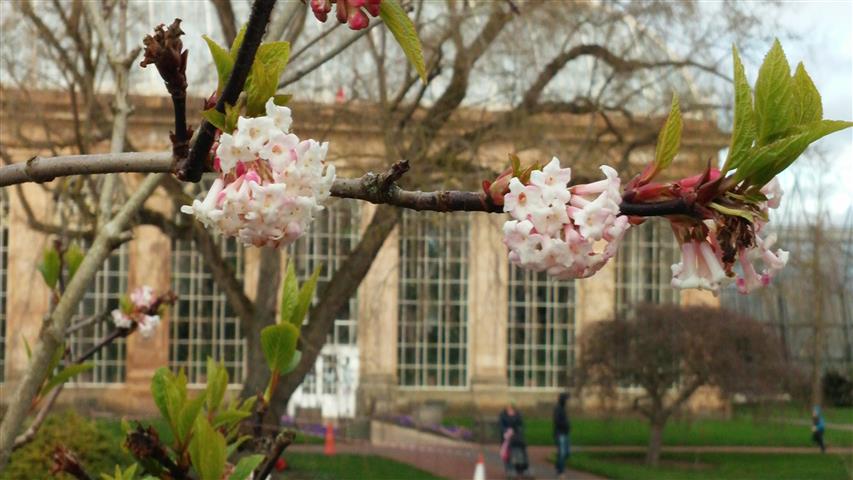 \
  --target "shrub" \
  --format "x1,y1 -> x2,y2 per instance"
3,410 -> 132,478
822,370 -> 853,407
